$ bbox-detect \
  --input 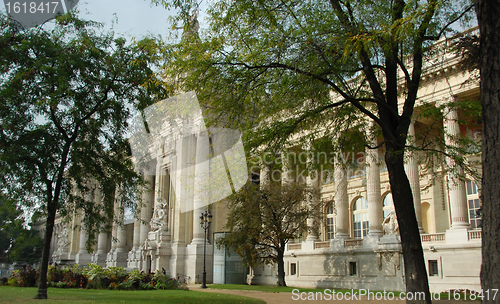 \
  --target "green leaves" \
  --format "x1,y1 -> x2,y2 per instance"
0,12 -> 167,246
154,0 -> 475,154
218,182 -> 320,268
